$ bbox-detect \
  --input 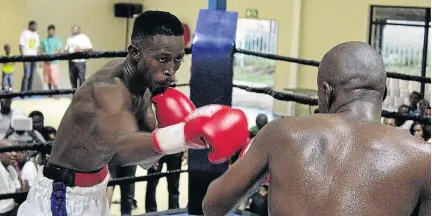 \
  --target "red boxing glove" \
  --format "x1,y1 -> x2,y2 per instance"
184,104 -> 249,163
151,104 -> 248,160
152,88 -> 196,127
